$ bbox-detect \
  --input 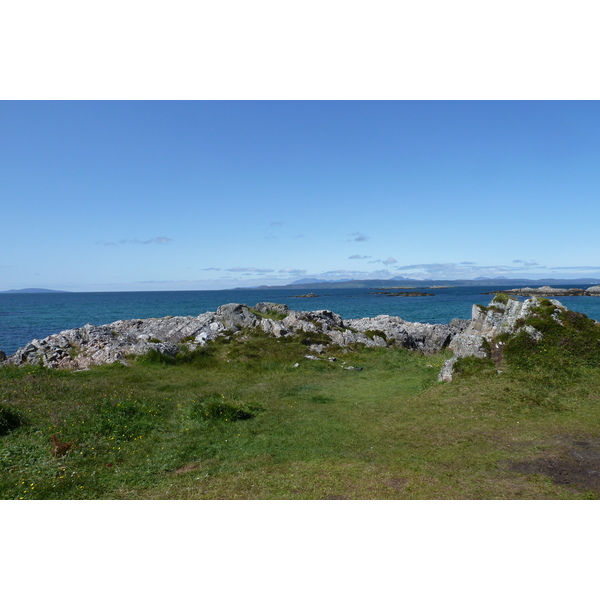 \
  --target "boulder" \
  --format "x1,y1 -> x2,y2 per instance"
215,304 -> 259,330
